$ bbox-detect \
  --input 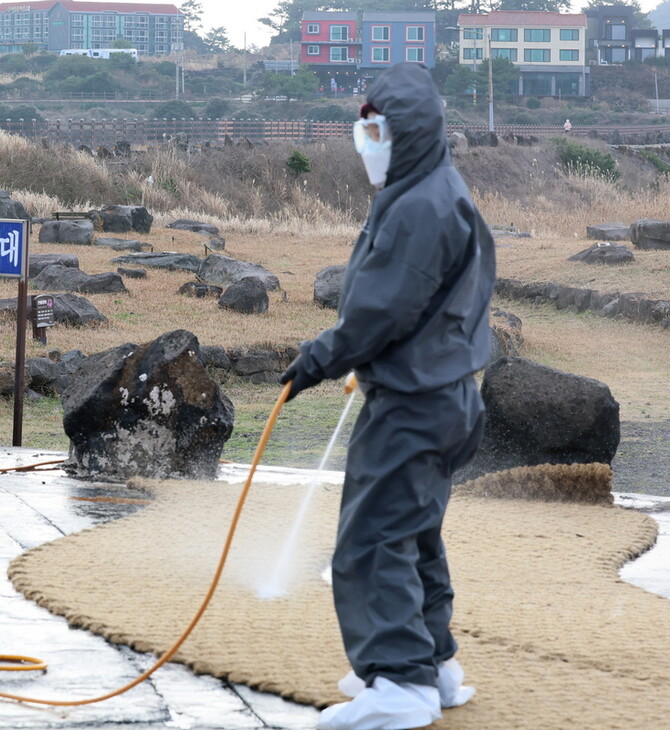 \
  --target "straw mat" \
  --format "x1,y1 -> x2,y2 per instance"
8,470 -> 670,729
